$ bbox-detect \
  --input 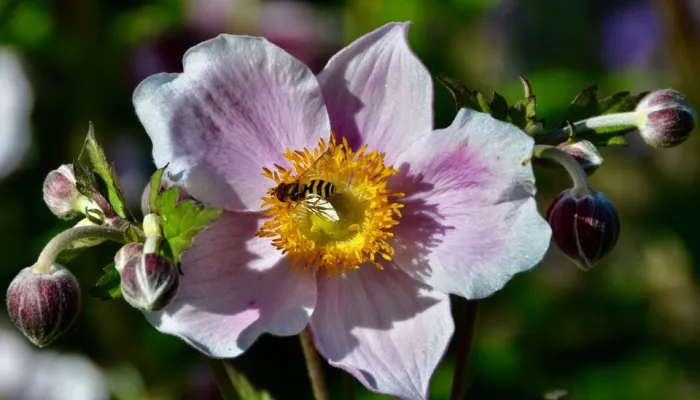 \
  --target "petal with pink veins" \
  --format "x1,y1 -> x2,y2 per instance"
391,108 -> 551,299
145,212 -> 316,358
310,266 -> 453,400
133,35 -> 330,211
317,22 -> 433,163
